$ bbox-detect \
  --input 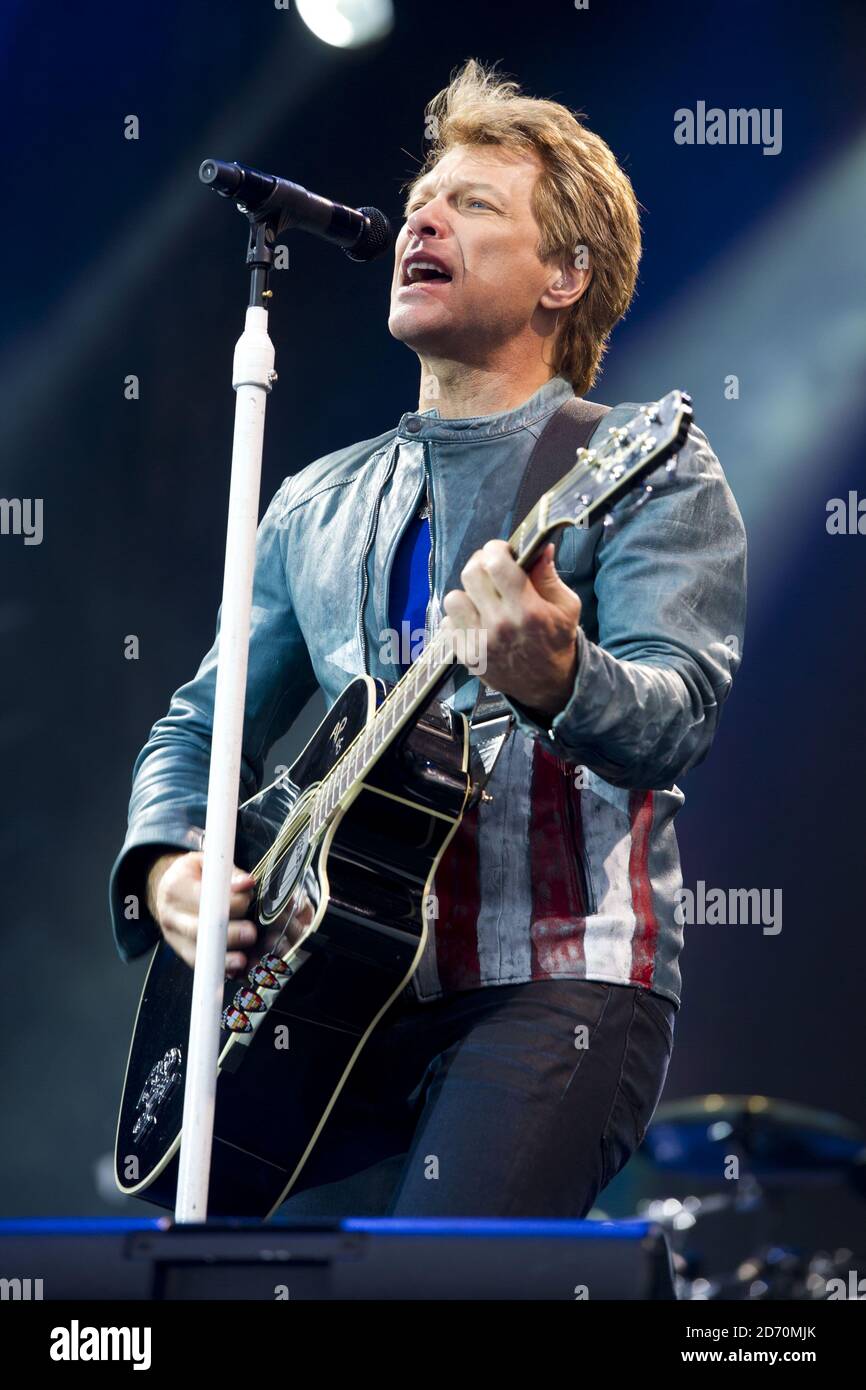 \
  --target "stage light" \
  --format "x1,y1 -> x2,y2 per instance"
295,0 -> 394,49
